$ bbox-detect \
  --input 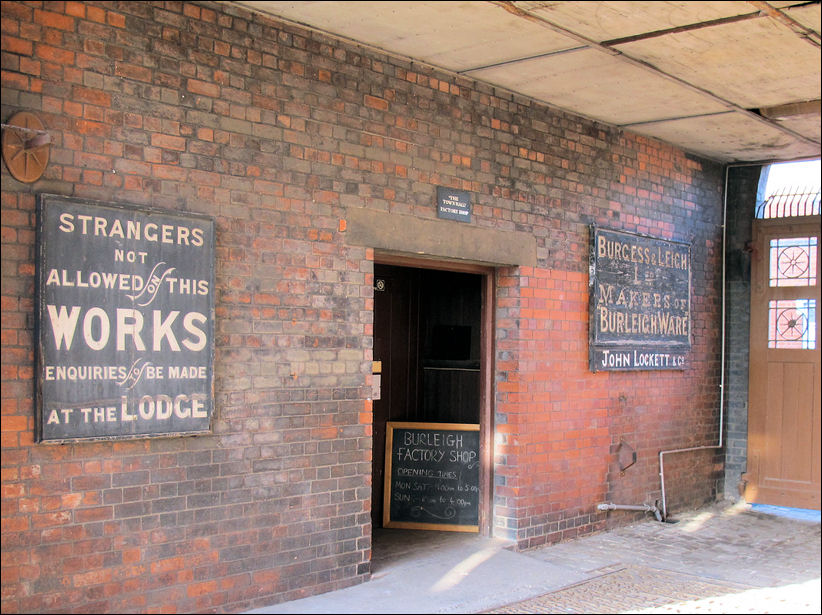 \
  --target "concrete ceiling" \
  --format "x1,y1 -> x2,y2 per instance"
231,1 -> 821,164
